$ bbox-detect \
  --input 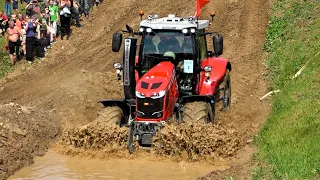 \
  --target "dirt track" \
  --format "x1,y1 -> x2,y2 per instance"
0,0 -> 270,179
